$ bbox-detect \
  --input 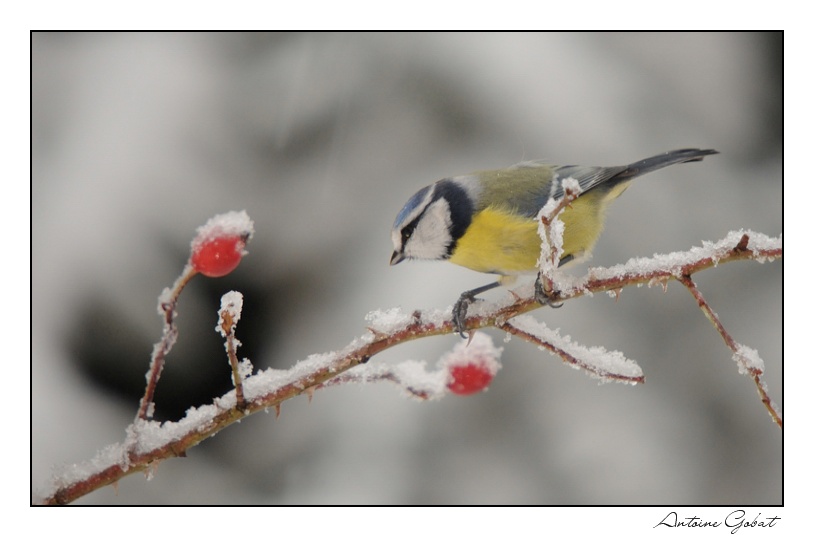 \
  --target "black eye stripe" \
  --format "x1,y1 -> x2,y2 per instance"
401,220 -> 417,242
